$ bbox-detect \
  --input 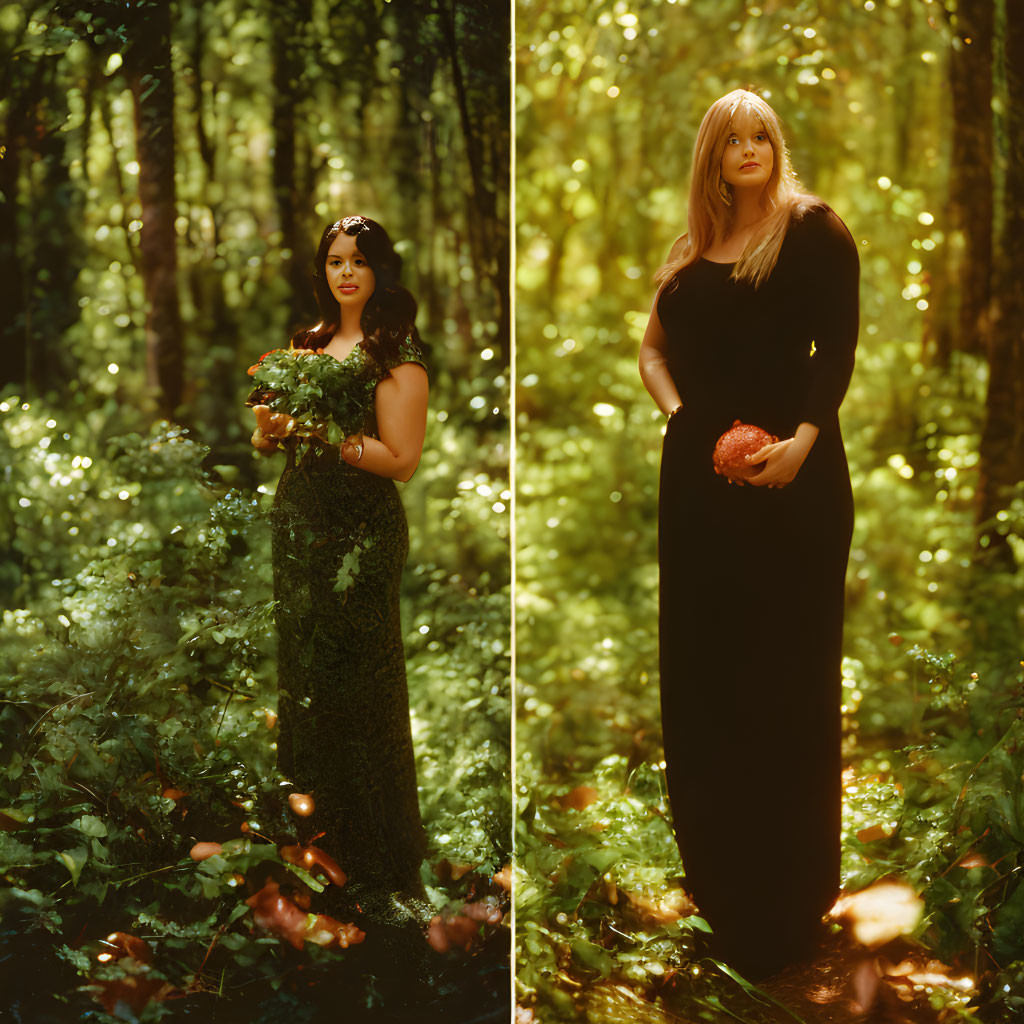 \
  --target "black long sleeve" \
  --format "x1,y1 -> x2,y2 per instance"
791,205 -> 860,428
